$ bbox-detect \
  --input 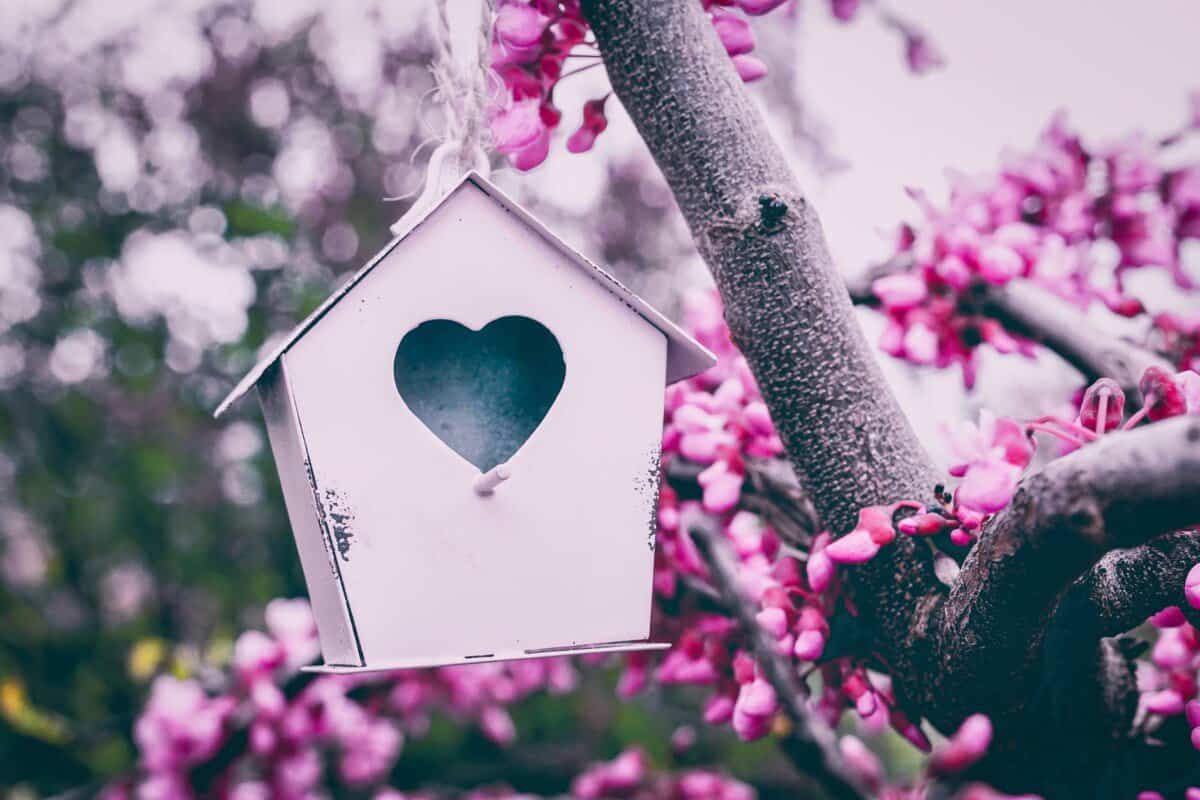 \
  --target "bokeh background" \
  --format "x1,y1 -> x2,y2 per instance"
0,0 -> 1196,796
